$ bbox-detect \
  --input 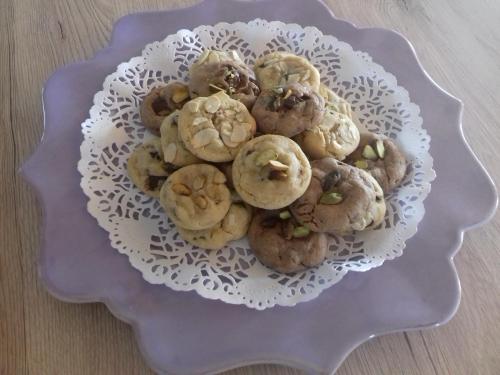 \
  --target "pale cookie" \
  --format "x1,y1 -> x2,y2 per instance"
178,91 -> 256,162
248,210 -> 328,273
140,82 -> 190,135
254,52 -> 321,91
177,203 -> 251,250
160,111 -> 201,167
189,49 -> 260,108
232,135 -> 312,209
291,158 -> 386,235
346,132 -> 407,193
127,138 -> 176,198
160,164 -> 231,230
294,109 -> 360,160
319,83 -> 352,118
251,83 -> 325,137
